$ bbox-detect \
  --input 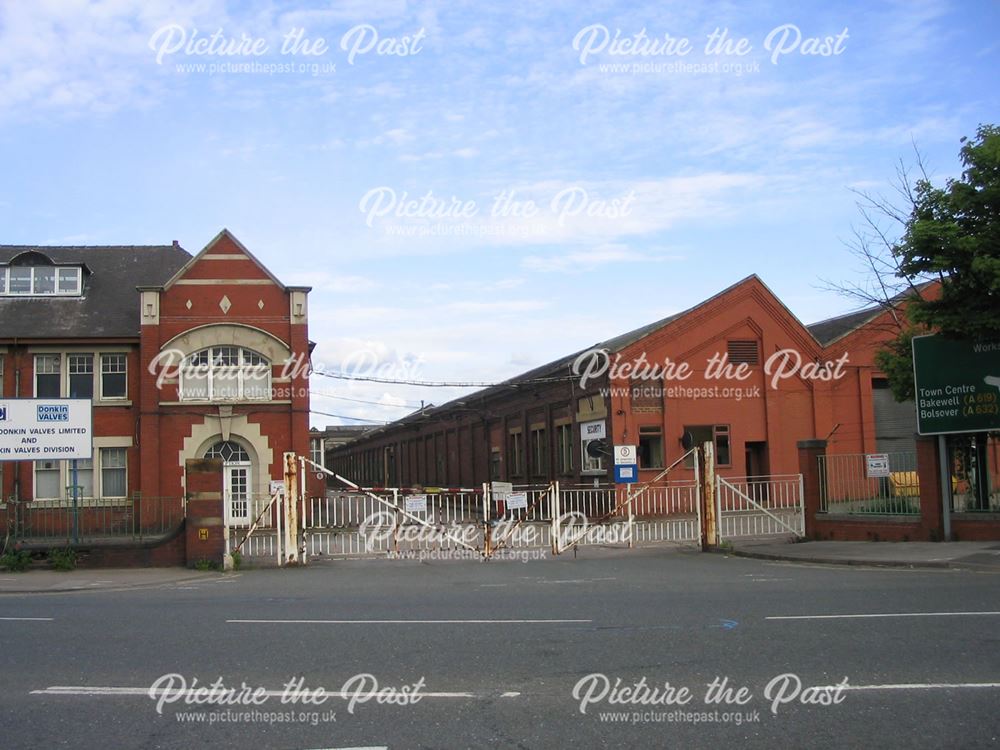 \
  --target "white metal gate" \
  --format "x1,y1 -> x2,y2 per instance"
716,474 -> 804,540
